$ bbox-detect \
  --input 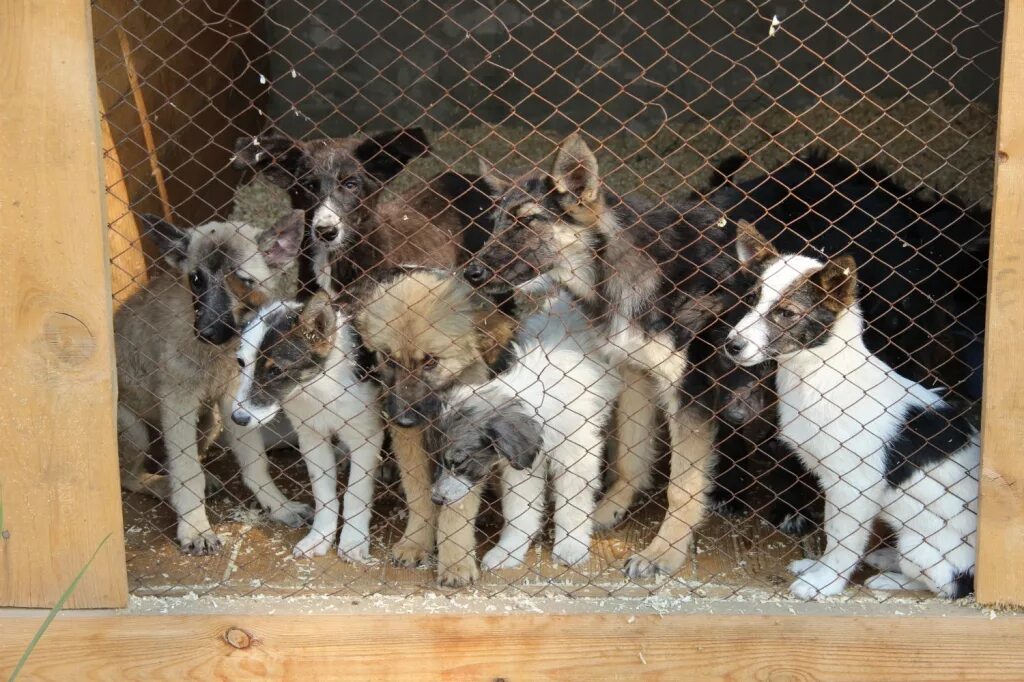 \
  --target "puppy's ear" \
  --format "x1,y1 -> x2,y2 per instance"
300,290 -> 336,354
477,156 -> 512,196
486,409 -> 543,471
258,209 -> 304,268
813,255 -> 858,311
735,219 -> 777,267
353,128 -> 430,183
551,134 -> 600,204
232,131 -> 309,189
140,213 -> 189,271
